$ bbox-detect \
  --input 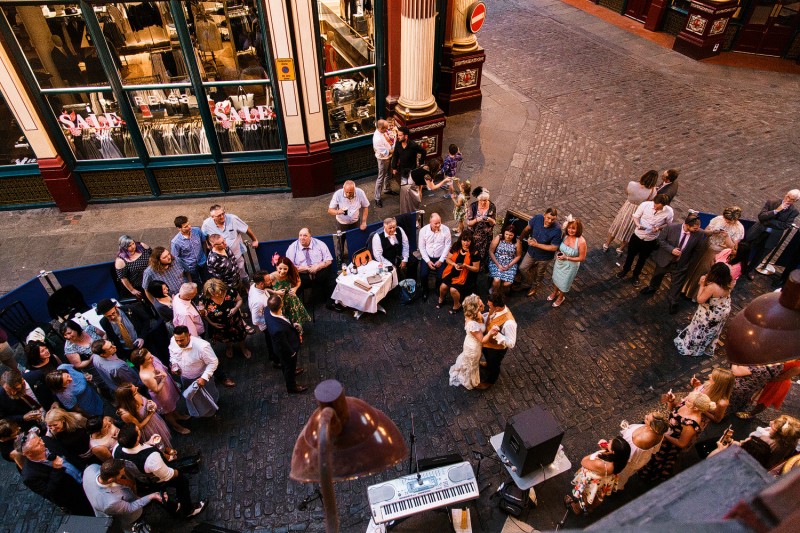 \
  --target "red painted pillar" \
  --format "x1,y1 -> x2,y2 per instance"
38,156 -> 87,212
644,0 -> 670,32
385,0 -> 403,114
